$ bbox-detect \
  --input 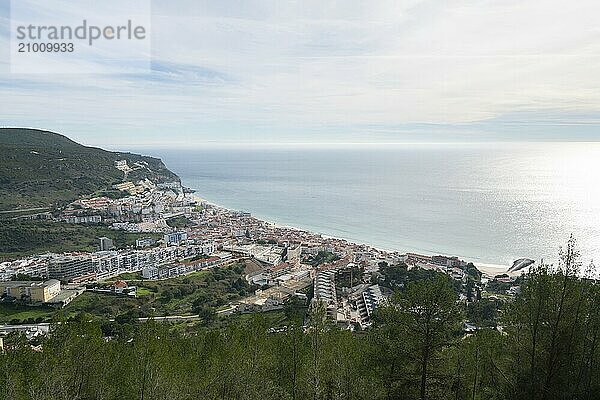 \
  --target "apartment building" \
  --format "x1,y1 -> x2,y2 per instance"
0,280 -> 61,303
